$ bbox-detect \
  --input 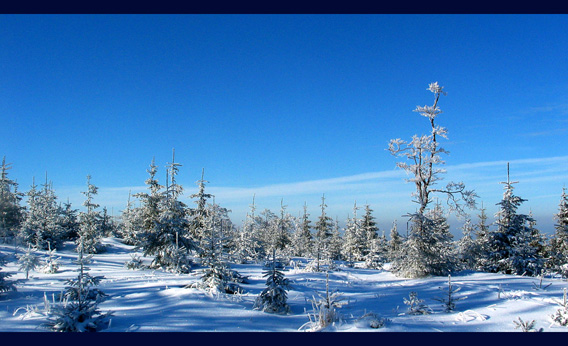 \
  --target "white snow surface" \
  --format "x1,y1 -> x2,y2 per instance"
1,237 -> 568,333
